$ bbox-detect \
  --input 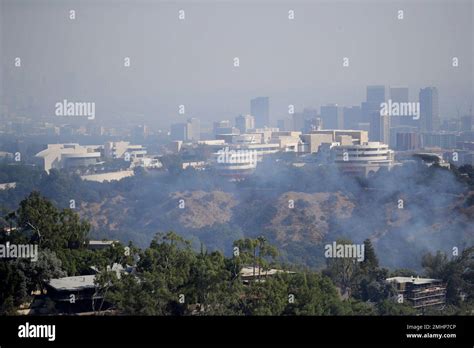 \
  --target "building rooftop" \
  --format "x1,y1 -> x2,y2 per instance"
386,276 -> 441,285
47,275 -> 97,291
239,266 -> 295,278
87,240 -> 119,246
